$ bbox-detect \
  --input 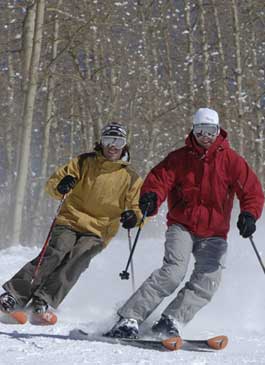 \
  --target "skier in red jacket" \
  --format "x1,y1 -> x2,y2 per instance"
107,107 -> 264,339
